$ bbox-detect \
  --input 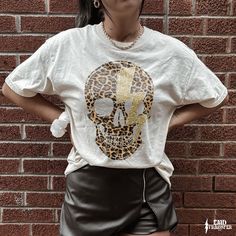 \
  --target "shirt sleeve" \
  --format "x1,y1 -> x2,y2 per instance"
181,51 -> 228,108
4,37 -> 56,97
